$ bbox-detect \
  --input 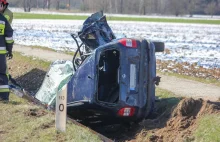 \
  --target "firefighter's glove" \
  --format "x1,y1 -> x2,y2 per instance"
7,51 -> 13,60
